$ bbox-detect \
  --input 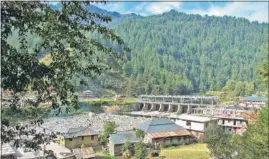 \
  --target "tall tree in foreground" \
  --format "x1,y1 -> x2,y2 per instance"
134,142 -> 148,159
122,141 -> 132,159
233,107 -> 269,159
205,59 -> 269,159
204,124 -> 234,159
1,1 -> 128,150
233,58 -> 269,159
98,121 -> 117,147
